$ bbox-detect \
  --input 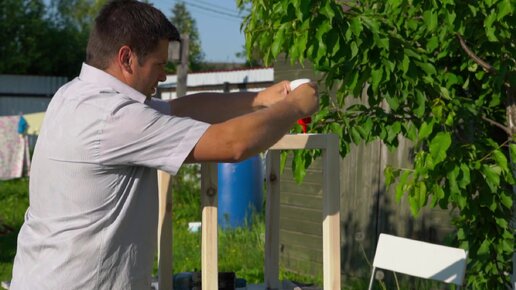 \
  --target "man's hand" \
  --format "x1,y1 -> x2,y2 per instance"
286,82 -> 319,117
253,81 -> 290,108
